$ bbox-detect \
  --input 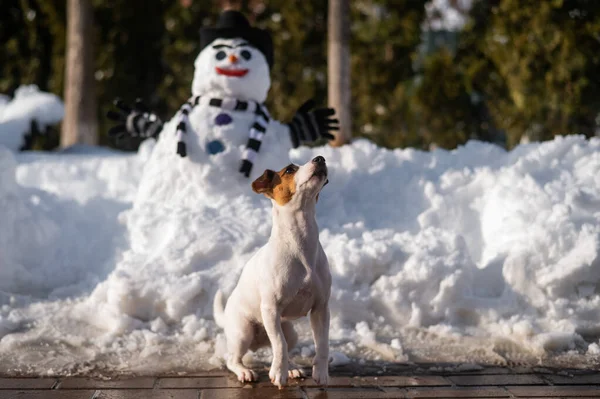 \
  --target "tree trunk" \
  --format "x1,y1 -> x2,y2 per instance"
61,0 -> 97,147
328,0 -> 351,147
